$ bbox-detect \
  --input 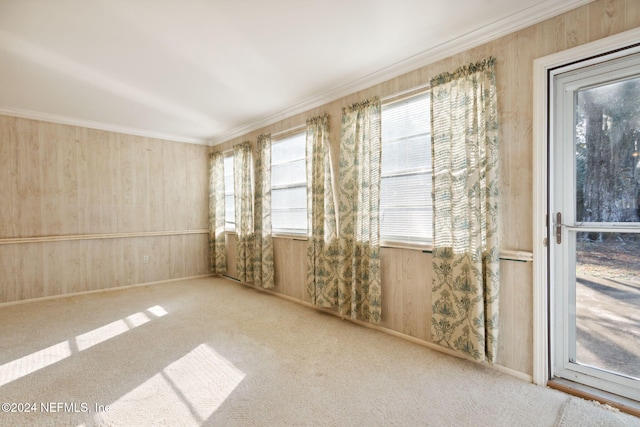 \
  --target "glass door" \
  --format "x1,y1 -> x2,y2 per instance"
551,52 -> 640,401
